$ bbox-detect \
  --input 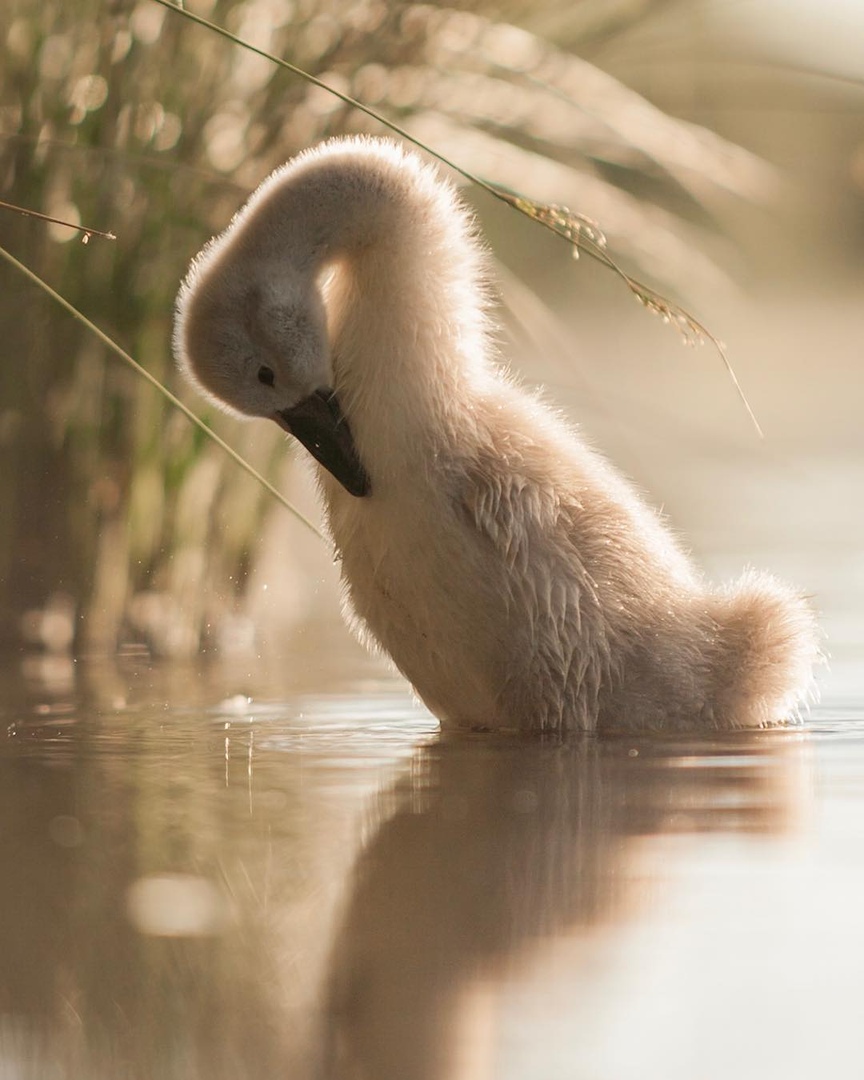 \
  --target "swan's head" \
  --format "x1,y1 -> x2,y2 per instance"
174,253 -> 370,497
